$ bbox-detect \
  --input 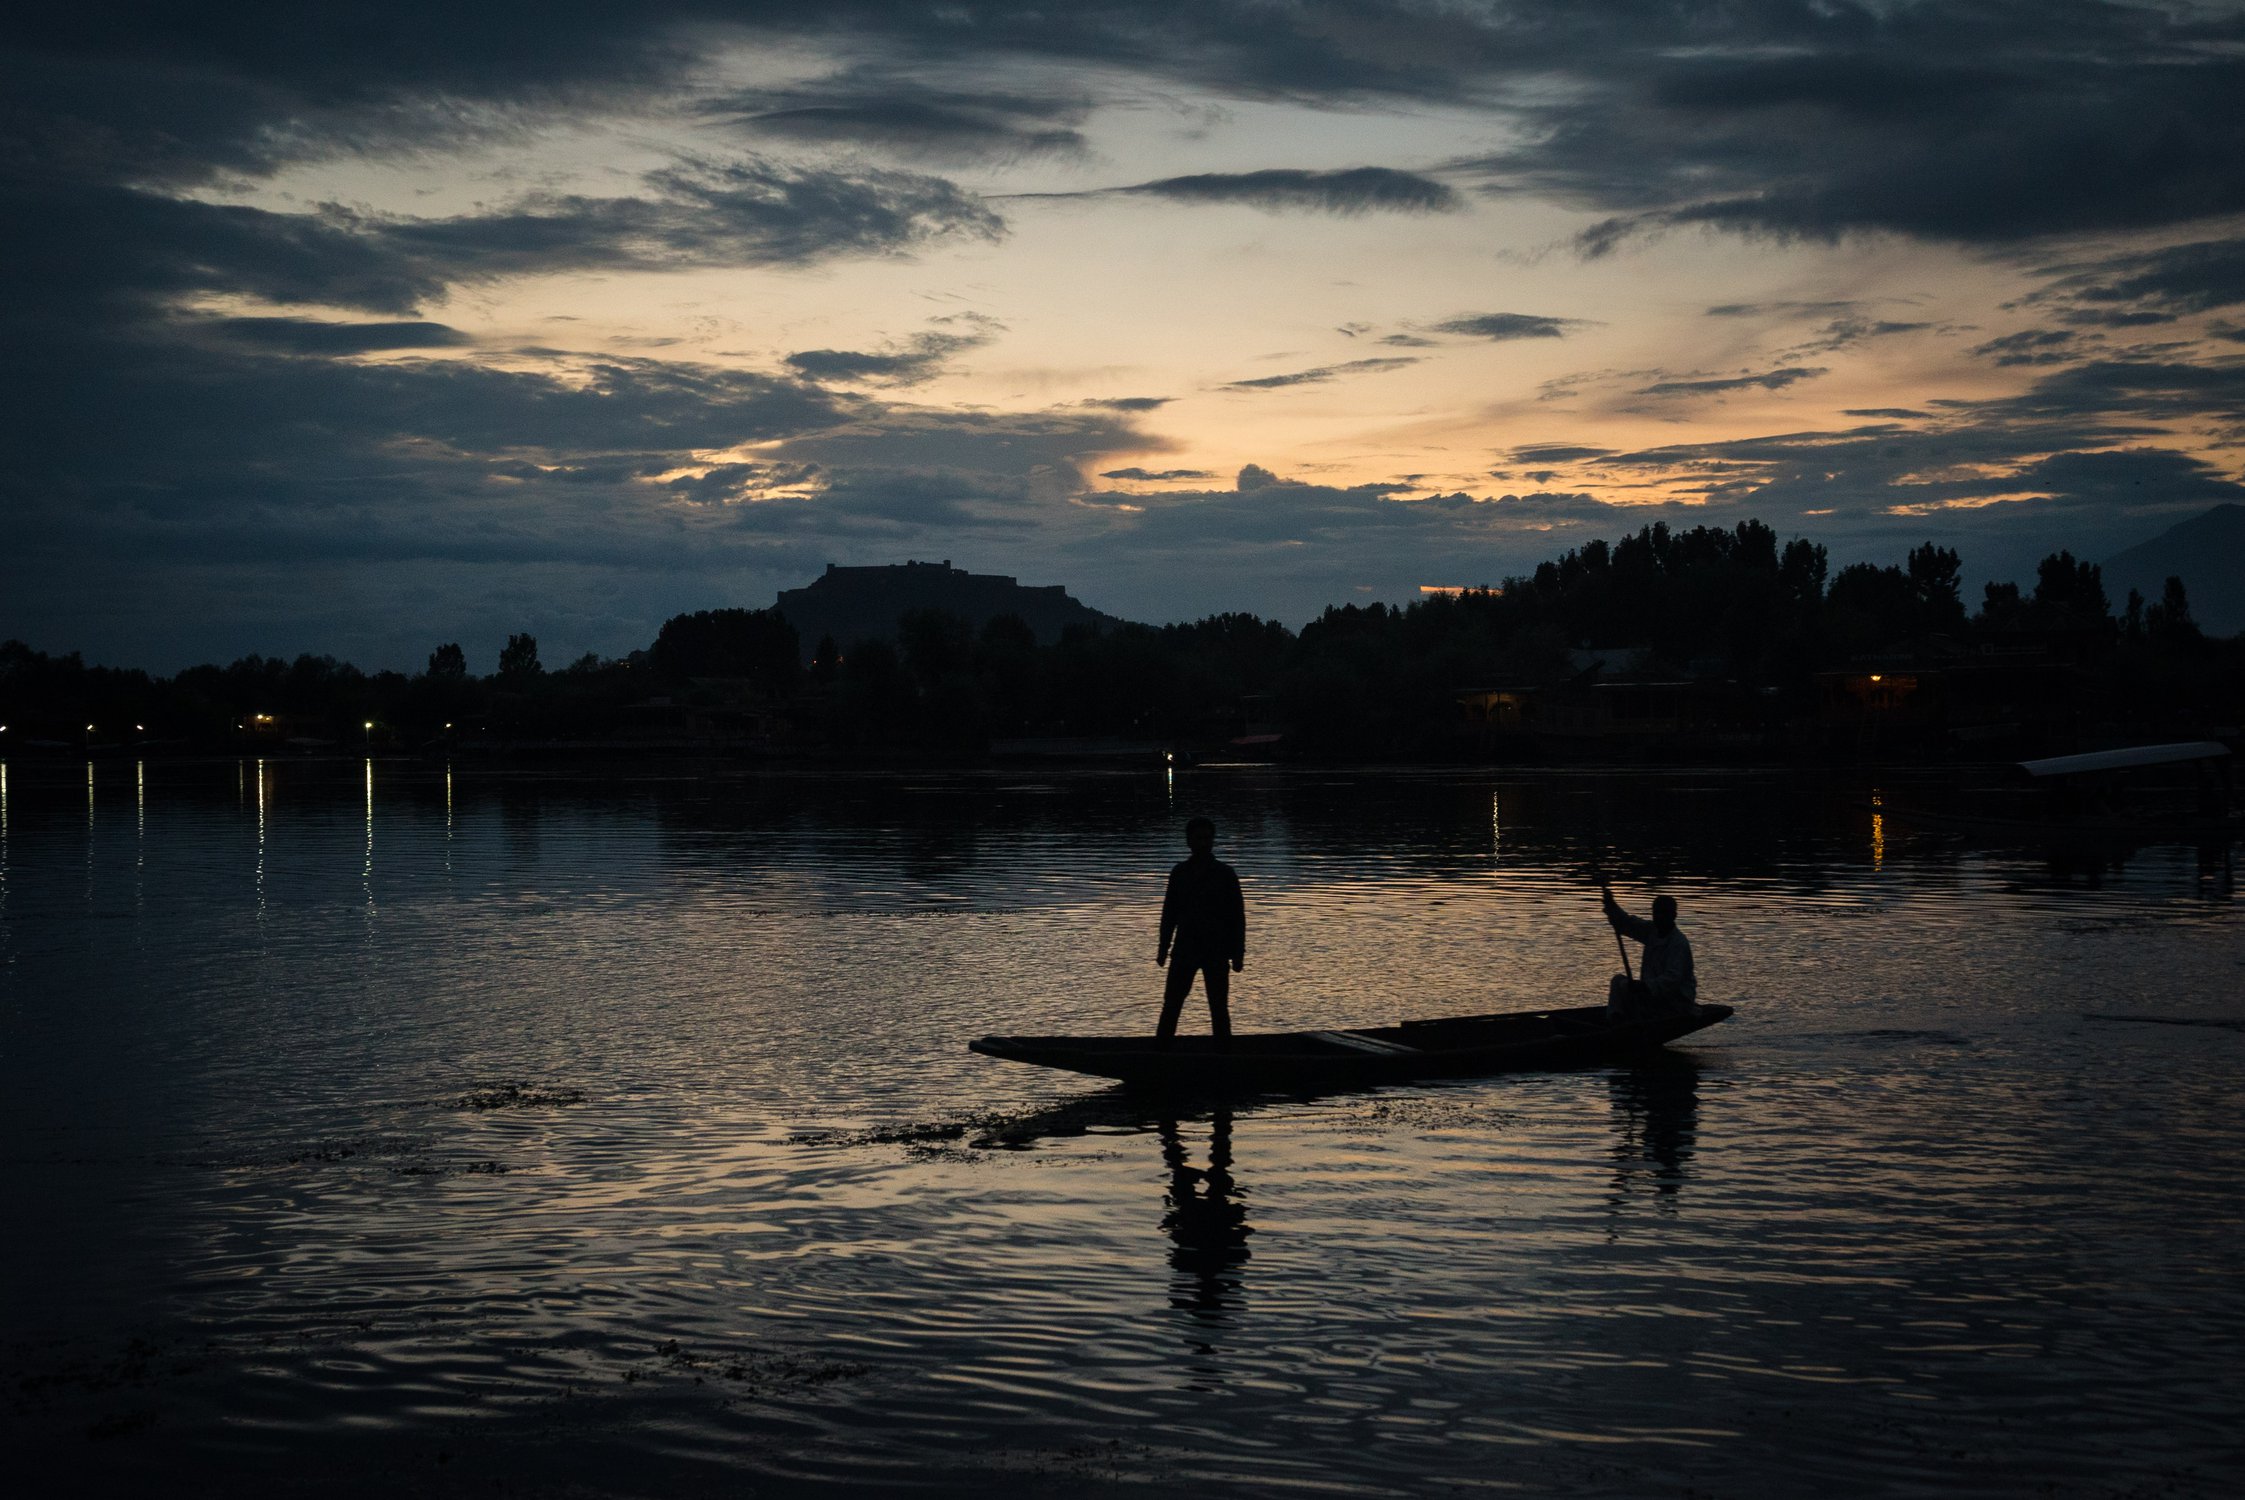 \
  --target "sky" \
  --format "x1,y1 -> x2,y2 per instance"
4,2 -> 2243,672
